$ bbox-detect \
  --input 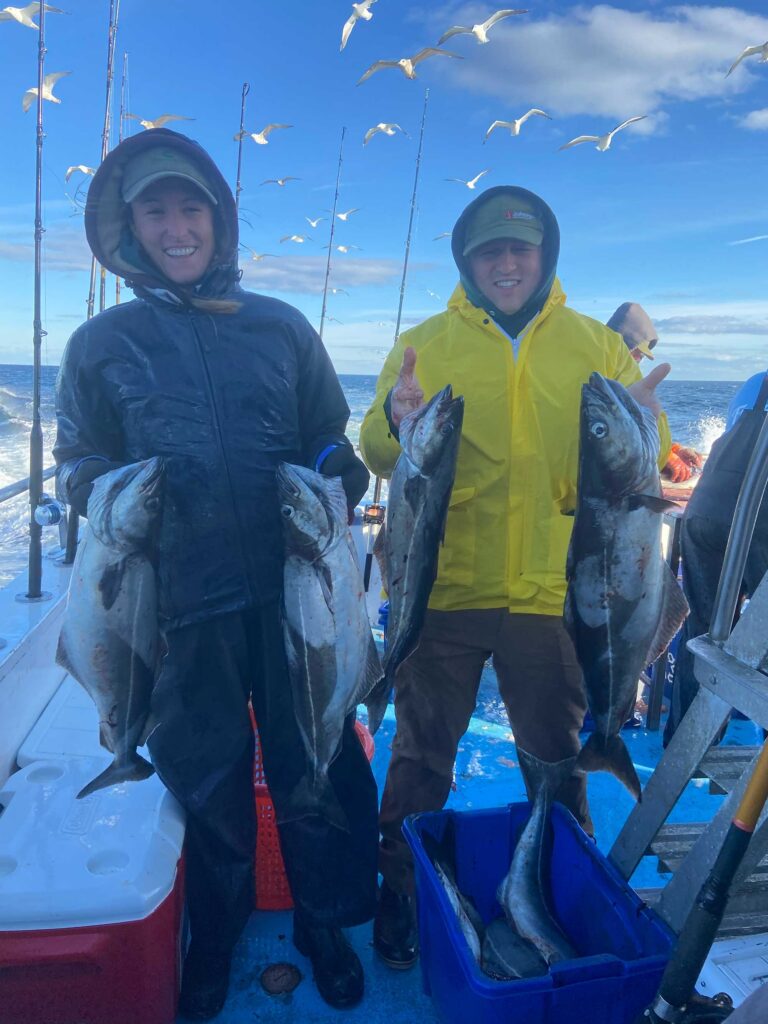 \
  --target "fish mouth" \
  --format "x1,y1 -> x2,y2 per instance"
137,457 -> 164,498
276,462 -> 303,500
